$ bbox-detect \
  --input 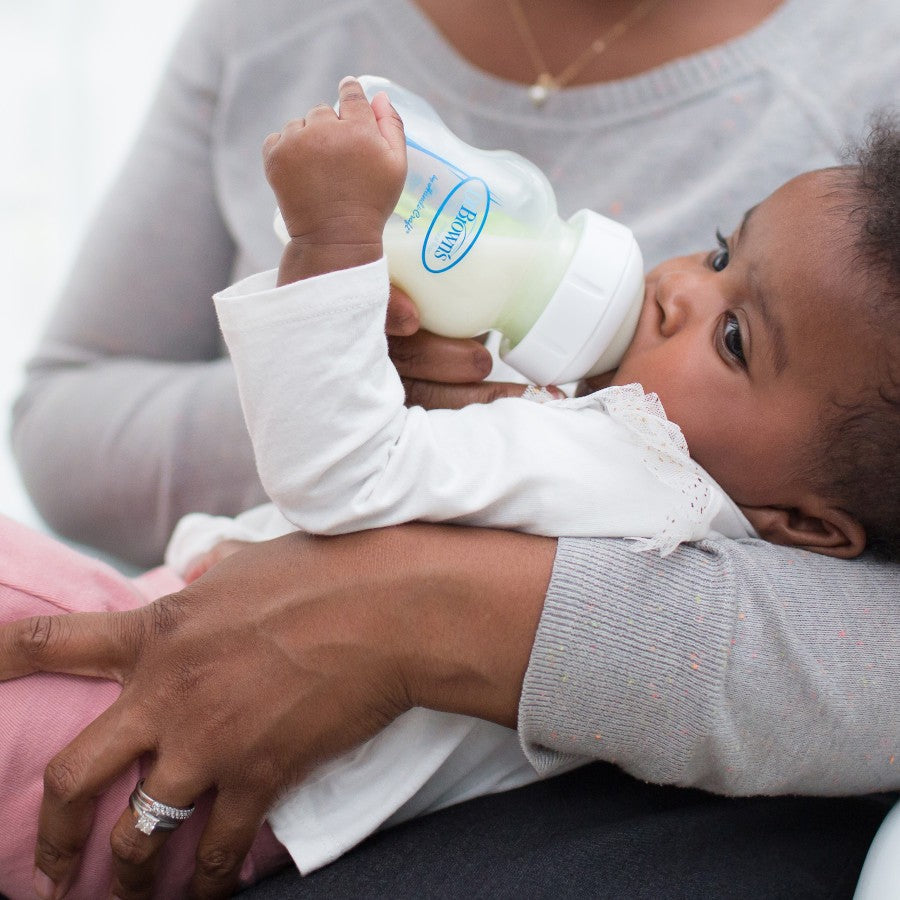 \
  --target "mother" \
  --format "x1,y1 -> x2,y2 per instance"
9,0 -> 899,897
